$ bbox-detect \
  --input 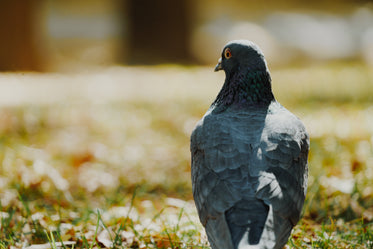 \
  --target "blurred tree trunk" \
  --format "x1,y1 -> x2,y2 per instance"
0,1 -> 42,71
126,0 -> 192,64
